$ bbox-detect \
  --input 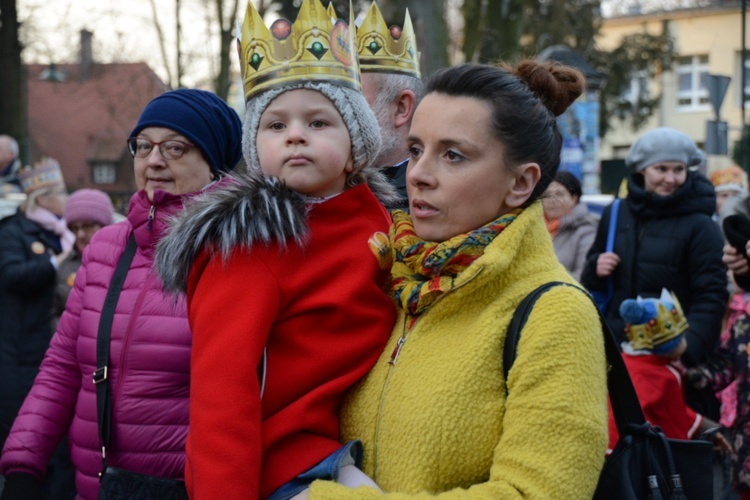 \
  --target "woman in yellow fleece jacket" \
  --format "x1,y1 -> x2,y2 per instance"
306,61 -> 609,499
